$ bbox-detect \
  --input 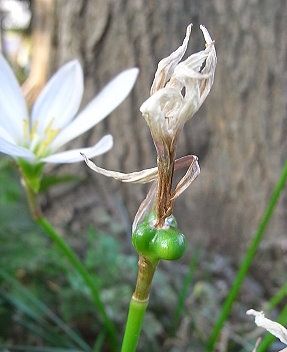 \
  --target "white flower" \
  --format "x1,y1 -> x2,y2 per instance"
0,55 -> 138,163
247,309 -> 287,347
140,24 -> 216,144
